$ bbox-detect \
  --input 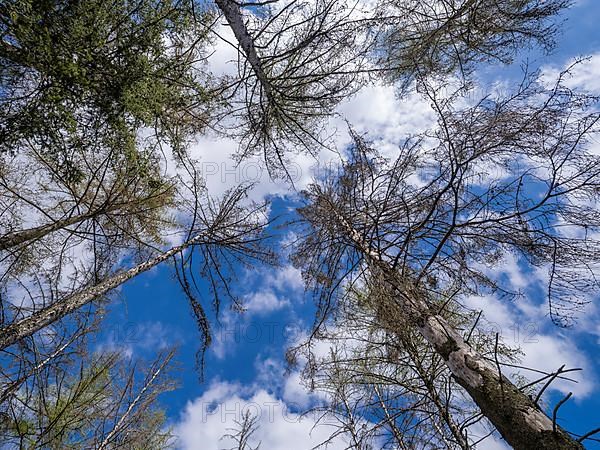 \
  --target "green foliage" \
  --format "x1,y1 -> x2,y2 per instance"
0,0 -> 212,180
1,352 -> 175,449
